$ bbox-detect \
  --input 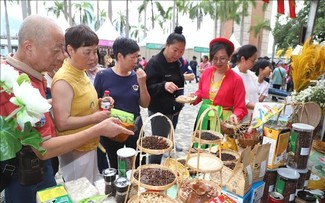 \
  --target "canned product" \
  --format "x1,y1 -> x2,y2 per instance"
268,192 -> 284,203
117,147 -> 136,177
275,168 -> 300,202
